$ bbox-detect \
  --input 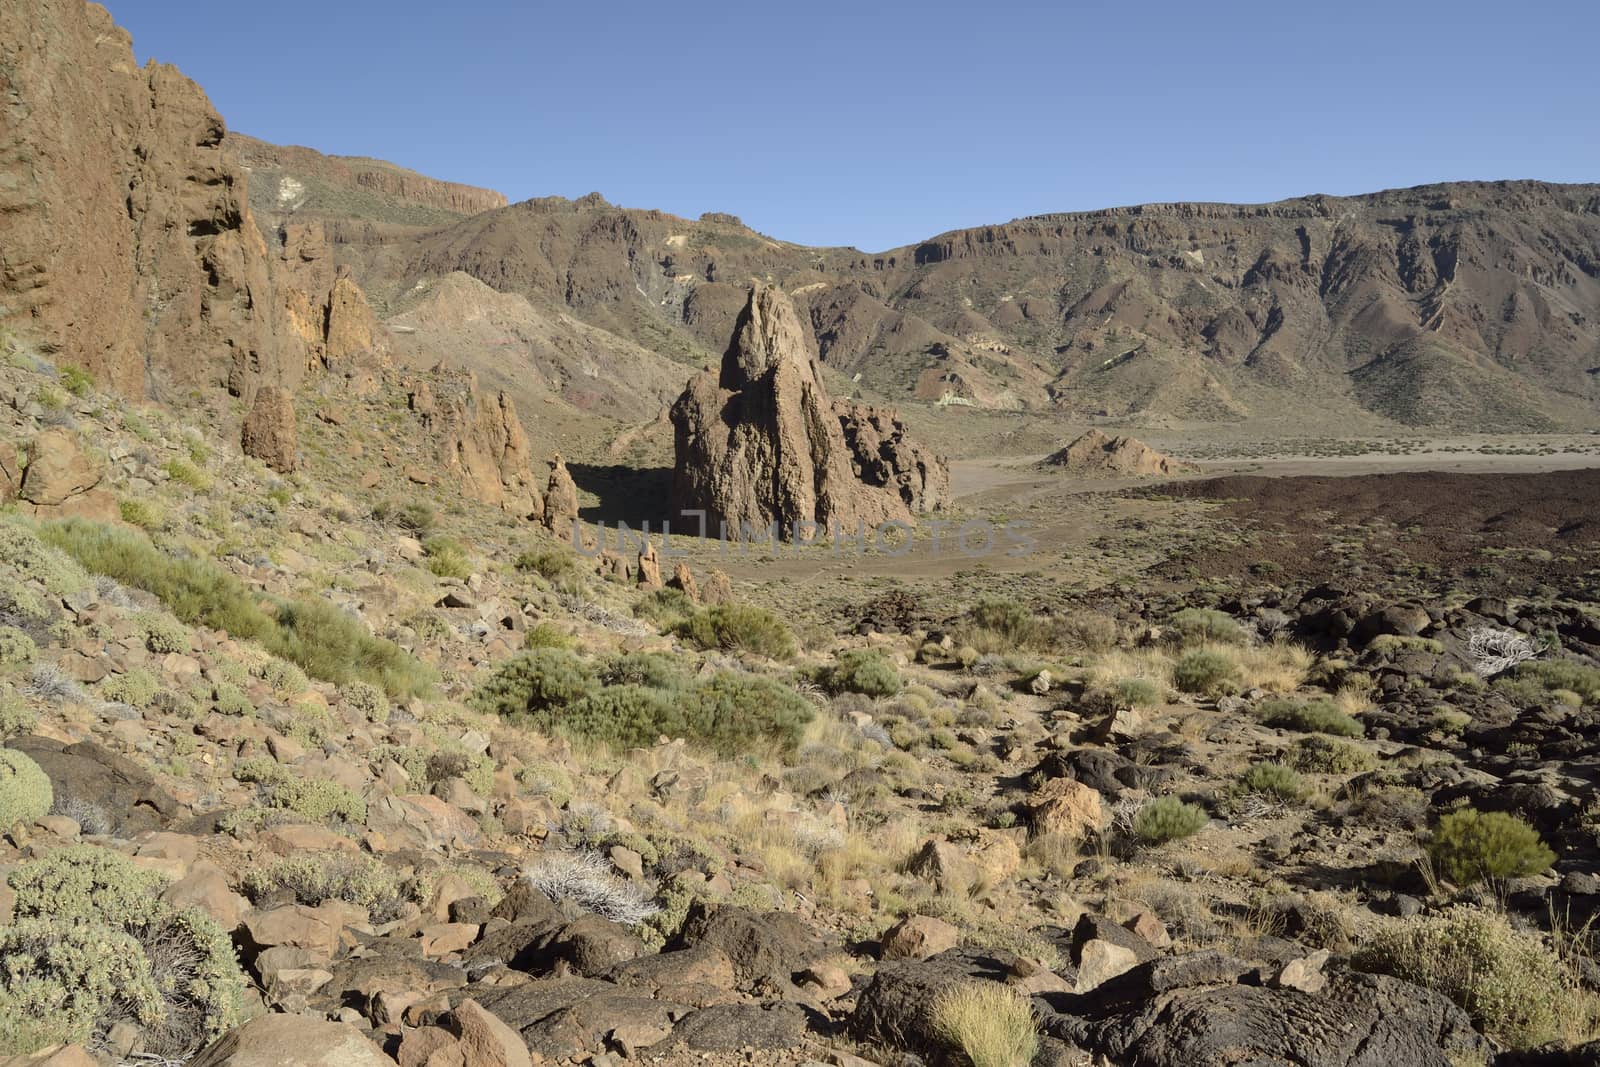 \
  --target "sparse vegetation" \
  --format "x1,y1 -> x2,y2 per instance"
673,602 -> 797,659
0,748 -> 52,830
39,519 -> 432,698
819,648 -> 902,697
1171,648 -> 1240,696
1356,906 -> 1575,1049
1257,696 -> 1364,737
